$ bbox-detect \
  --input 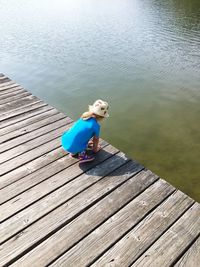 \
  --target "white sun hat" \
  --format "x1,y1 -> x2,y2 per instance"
89,99 -> 109,118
